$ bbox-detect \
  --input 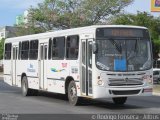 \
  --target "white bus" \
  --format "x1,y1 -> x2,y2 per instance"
3,25 -> 153,105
